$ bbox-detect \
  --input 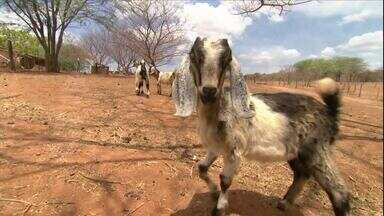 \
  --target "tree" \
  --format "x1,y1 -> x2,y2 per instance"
59,43 -> 88,71
1,0 -> 113,72
332,57 -> 367,82
80,27 -> 110,66
115,0 -> 186,68
0,26 -> 43,56
107,31 -> 137,73
293,57 -> 368,83
233,0 -> 312,15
